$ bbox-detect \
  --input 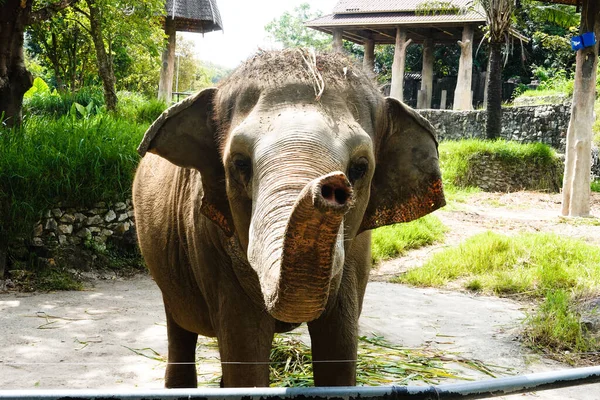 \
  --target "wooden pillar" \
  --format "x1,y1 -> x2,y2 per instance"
561,0 -> 599,217
363,39 -> 375,76
158,18 -> 176,103
418,37 -> 434,109
453,25 -> 474,110
332,29 -> 343,52
390,28 -> 412,101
